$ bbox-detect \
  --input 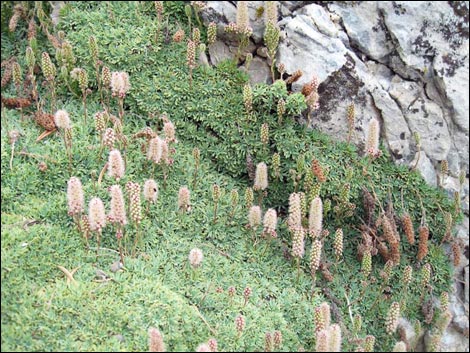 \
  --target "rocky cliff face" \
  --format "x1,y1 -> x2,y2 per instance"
201,1 -> 469,351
